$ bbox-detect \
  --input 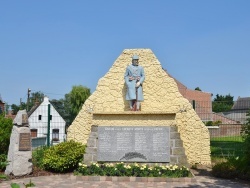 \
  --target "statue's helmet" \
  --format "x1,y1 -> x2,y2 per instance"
132,55 -> 139,60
